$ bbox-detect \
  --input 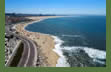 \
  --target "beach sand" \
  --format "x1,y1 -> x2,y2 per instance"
15,16 -> 61,67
